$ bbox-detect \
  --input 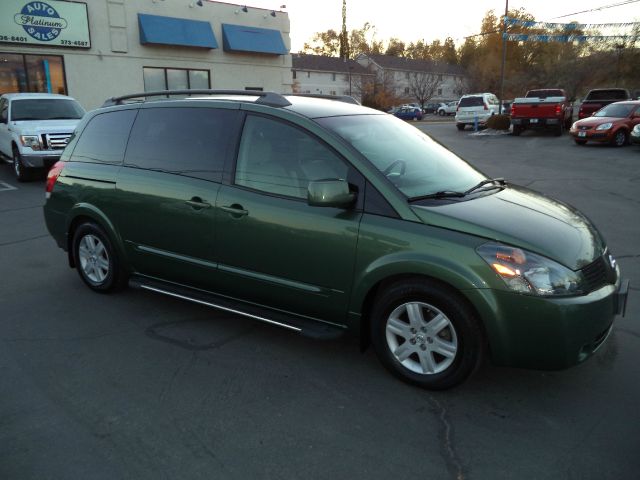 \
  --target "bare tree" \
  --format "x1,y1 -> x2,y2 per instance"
407,71 -> 441,110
